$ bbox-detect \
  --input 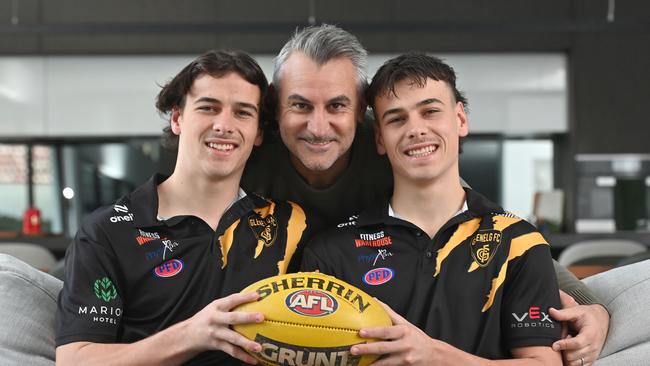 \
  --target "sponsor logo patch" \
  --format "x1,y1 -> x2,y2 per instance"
470,229 -> 502,267
285,290 -> 338,317
162,239 -> 179,260
144,247 -> 164,261
109,204 -> 134,223
80,277 -> 121,325
363,267 -> 394,285
511,306 -> 556,329
355,230 -> 392,248
255,334 -> 360,366
136,229 -> 161,245
248,213 -> 278,248
154,259 -> 184,278
94,277 -> 118,302
113,204 -> 128,213
357,249 -> 393,265
109,213 -> 134,223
